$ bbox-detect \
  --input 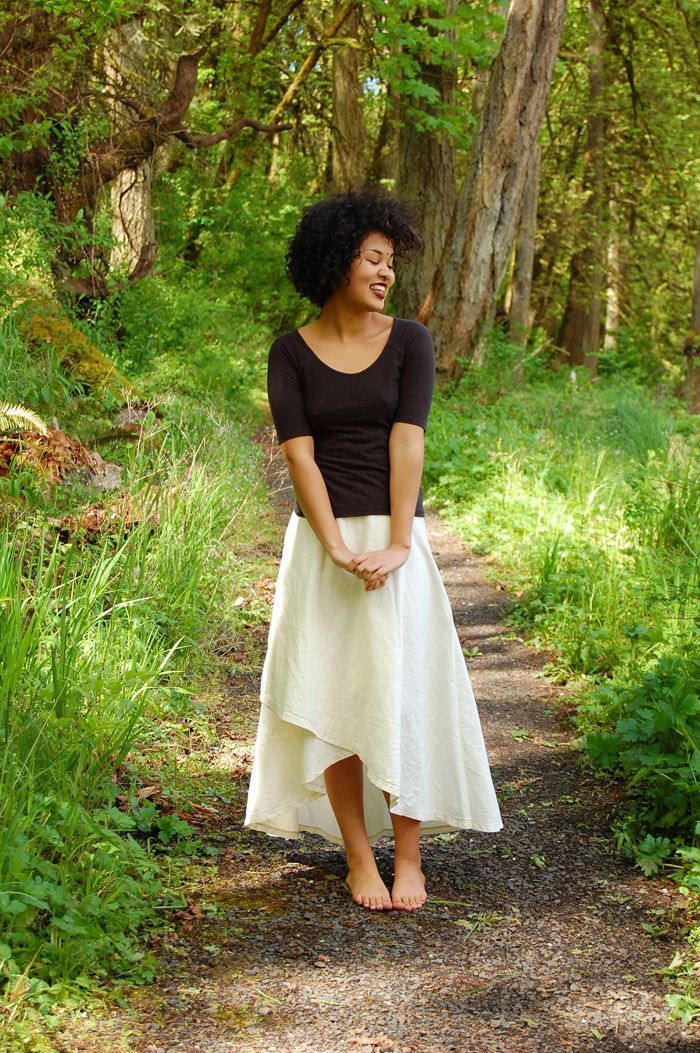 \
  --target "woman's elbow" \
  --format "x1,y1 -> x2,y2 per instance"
280,437 -> 314,467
